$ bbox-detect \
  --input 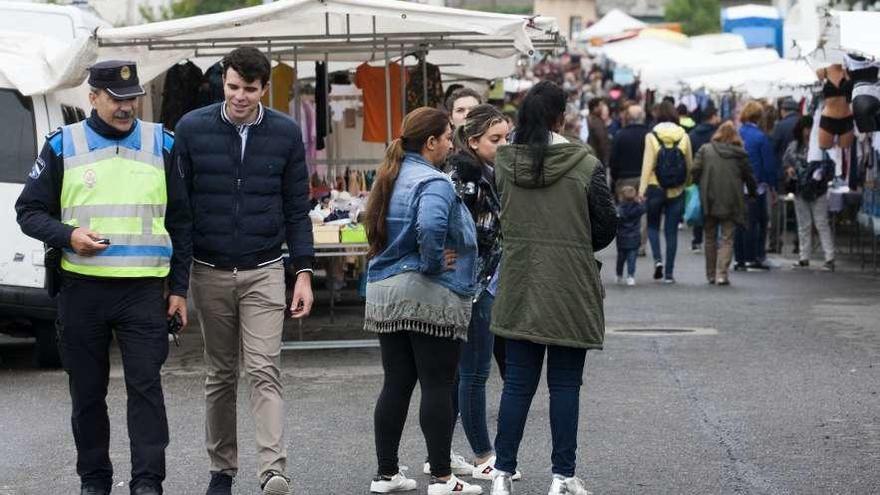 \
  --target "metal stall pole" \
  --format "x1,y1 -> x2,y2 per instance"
400,43 -> 406,116
384,38 -> 392,146
267,40 -> 274,110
